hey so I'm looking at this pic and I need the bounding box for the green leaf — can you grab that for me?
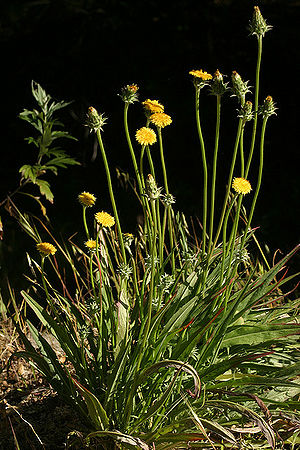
[72,378,109,430]
[86,430,149,449]
[206,399,276,449]
[221,323,300,348]
[31,80,51,112]
[35,179,54,202]
[51,130,77,141]
[45,156,80,168]
[19,164,39,183]
[137,360,201,399]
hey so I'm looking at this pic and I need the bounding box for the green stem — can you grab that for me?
[208,95,221,254]
[195,88,208,255]
[241,117,268,250]
[82,207,90,239]
[124,103,144,195]
[219,194,237,289]
[146,146,156,178]
[89,253,97,299]
[124,199,158,427]
[245,35,263,179]
[157,127,175,271]
[96,130,126,263]
[158,128,169,194]
[209,118,243,257]
[240,126,245,178]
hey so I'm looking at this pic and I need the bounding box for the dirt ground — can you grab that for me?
[0,320,85,449]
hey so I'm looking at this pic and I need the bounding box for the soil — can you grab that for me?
[0,320,85,449]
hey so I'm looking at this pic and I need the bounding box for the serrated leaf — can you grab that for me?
[51,130,77,141]
[19,164,39,183]
[35,179,54,202]
[45,156,80,168]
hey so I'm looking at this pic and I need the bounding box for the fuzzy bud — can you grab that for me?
[249,6,272,38]
[146,174,162,201]
[237,101,254,122]
[259,96,277,119]
[119,84,139,104]
[210,70,229,96]
[231,71,251,105]
[85,106,107,133]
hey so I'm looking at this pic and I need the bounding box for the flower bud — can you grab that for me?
[85,106,107,133]
[162,193,176,206]
[117,263,133,280]
[231,71,251,105]
[210,70,229,96]
[259,96,277,119]
[119,84,139,104]
[249,6,272,38]
[146,174,162,201]
[237,101,253,123]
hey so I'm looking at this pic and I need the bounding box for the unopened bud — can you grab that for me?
[210,70,229,96]
[119,84,139,104]
[231,71,251,105]
[146,174,162,201]
[249,6,272,38]
[259,96,277,119]
[237,101,253,122]
[85,106,107,133]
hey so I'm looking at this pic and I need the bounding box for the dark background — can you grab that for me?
[0,0,299,289]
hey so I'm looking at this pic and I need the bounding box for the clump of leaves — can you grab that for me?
[18,81,79,205]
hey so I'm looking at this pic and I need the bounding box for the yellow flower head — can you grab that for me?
[189,70,213,81]
[150,113,172,128]
[36,242,57,257]
[95,211,115,228]
[135,127,157,146]
[232,177,252,195]
[142,99,164,113]
[78,192,96,207]
[85,239,97,250]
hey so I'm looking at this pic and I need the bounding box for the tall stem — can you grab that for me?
[242,117,268,249]
[195,88,208,255]
[245,36,263,178]
[96,130,126,263]
[124,103,143,195]
[157,128,175,271]
[209,119,243,257]
[82,207,90,239]
[208,95,221,253]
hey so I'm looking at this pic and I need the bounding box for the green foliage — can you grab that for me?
[8,6,300,450]
[18,81,79,205]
